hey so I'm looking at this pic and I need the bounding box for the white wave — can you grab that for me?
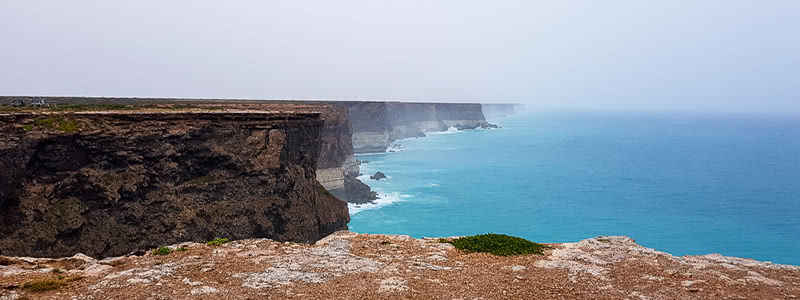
[348,192,410,215]
[386,143,404,153]
[426,183,440,187]
[428,127,460,135]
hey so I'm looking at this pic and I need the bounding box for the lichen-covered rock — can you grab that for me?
[0,111,349,258]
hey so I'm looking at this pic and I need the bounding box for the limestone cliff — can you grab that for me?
[0,97,377,204]
[336,102,496,153]
[481,103,525,119]
[0,111,349,258]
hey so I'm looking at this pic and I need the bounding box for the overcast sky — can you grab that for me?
[1,1,798,112]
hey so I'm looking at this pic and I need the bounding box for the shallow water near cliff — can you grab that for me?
[349,111,800,265]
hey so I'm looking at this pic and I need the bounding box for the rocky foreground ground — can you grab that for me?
[1,231,798,300]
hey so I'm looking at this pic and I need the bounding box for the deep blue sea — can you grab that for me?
[349,111,800,265]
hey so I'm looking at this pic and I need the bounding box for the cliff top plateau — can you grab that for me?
[0,231,797,300]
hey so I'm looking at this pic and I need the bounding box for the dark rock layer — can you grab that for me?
[0,112,349,258]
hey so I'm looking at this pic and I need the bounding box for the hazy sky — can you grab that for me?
[1,1,798,112]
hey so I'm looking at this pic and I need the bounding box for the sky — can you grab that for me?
[1,1,798,113]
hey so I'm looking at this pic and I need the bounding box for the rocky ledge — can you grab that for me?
[0,232,797,300]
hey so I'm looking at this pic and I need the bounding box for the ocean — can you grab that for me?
[348,111,800,265]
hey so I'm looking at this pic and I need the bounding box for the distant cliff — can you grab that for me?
[0,111,349,258]
[482,103,525,119]
[336,102,496,153]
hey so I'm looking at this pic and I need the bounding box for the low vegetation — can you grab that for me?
[152,246,172,256]
[442,233,548,256]
[207,237,230,246]
[22,276,82,292]
[26,117,81,133]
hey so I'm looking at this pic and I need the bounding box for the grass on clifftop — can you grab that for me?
[442,233,548,256]
[207,237,230,246]
[28,117,80,133]
[22,276,82,292]
[152,246,172,256]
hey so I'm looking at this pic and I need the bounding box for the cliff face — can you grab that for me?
[337,102,495,153]
[0,97,376,204]
[0,111,349,258]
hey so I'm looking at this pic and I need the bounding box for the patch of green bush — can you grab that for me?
[152,246,172,256]
[207,237,230,247]
[33,118,57,127]
[56,119,79,132]
[441,233,548,256]
[30,117,80,133]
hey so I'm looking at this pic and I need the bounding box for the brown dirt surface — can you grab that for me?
[1,231,798,299]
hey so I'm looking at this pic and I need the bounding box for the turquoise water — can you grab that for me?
[349,111,800,265]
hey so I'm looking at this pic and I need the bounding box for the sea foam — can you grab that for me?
[348,192,410,215]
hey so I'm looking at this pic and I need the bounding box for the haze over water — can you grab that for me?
[350,111,800,265]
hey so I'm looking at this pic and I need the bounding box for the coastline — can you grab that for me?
[348,125,481,215]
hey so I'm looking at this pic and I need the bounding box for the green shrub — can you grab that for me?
[33,118,57,127]
[442,233,548,256]
[152,246,172,256]
[56,119,79,132]
[22,124,33,131]
[176,246,188,252]
[31,117,80,133]
[207,237,230,247]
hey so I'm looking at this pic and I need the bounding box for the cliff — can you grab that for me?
[0,97,377,204]
[1,232,797,299]
[336,102,496,153]
[482,103,525,119]
[0,111,349,258]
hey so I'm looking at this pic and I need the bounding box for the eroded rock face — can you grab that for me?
[0,112,349,258]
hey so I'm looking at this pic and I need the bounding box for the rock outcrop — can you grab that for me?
[370,172,387,180]
[0,111,349,258]
[336,102,496,153]
[1,232,797,300]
